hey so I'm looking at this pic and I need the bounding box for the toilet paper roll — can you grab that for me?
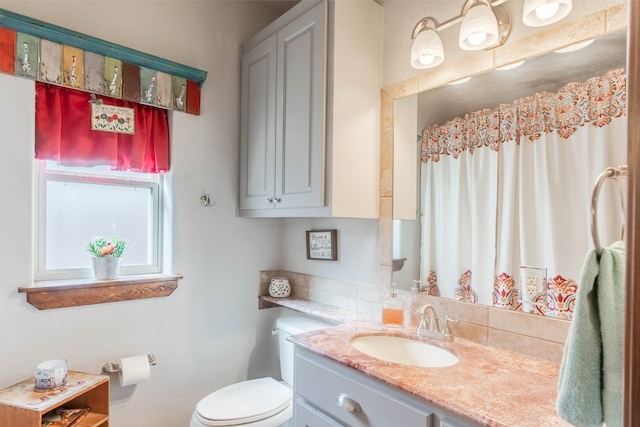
[119,354,150,387]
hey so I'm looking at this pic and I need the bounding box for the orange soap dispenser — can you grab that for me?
[381,283,404,326]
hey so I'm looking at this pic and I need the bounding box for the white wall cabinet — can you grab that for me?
[240,2,325,212]
[239,0,382,218]
[293,347,480,427]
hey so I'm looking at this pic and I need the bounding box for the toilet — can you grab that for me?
[190,311,331,427]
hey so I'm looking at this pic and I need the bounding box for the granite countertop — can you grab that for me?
[280,303,571,427]
[261,295,373,324]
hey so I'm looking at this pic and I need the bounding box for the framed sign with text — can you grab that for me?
[306,229,338,261]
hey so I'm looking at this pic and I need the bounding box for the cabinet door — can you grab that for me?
[239,34,277,210]
[275,2,326,209]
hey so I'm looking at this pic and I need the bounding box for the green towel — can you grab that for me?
[557,241,625,427]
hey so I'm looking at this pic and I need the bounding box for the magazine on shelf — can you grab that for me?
[42,407,90,427]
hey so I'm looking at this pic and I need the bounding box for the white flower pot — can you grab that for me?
[269,277,291,298]
[92,257,121,280]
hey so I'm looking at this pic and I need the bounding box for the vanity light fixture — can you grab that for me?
[411,18,445,69]
[410,0,572,70]
[459,0,510,51]
[409,0,511,69]
[523,0,572,27]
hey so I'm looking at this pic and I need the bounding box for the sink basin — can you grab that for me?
[350,335,458,368]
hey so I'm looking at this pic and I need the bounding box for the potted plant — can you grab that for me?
[87,237,128,280]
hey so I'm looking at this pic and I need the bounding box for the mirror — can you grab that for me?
[392,30,627,317]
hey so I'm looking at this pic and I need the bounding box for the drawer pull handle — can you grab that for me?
[336,393,361,413]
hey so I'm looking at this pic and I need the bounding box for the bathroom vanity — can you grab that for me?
[295,346,475,427]
[289,321,571,427]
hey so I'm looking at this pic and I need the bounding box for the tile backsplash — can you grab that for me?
[260,270,570,363]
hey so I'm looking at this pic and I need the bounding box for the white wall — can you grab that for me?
[0,2,290,426]
[280,218,379,286]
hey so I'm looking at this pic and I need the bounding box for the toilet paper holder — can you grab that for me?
[101,354,157,375]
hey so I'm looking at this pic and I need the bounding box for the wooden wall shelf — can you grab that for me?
[18,274,182,310]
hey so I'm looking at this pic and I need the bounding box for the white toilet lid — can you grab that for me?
[196,377,291,426]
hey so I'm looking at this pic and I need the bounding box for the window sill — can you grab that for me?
[18,274,182,310]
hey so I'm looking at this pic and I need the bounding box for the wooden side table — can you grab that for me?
[0,371,109,426]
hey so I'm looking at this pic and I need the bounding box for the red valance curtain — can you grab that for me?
[35,82,170,173]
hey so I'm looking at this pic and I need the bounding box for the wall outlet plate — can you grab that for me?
[519,266,547,312]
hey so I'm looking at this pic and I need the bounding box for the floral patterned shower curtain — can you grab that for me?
[419,68,627,318]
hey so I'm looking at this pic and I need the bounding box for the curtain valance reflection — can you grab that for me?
[35,82,170,173]
[421,68,626,163]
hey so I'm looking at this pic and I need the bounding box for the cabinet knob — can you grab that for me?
[274,197,282,203]
[267,198,274,204]
[336,393,361,413]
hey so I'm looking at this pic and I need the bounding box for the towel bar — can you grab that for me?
[591,165,627,255]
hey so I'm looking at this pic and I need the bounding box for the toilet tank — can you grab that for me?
[276,311,332,385]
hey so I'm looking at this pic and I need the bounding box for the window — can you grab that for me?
[35,160,163,281]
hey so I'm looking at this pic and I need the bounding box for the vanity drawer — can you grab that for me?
[295,351,434,427]
[295,398,346,427]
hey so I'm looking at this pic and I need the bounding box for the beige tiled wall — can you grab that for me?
[411,294,570,363]
[261,270,385,318]
[261,270,570,363]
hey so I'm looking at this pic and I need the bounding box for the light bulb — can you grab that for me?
[419,53,436,66]
[459,2,499,51]
[411,26,444,69]
[535,2,560,20]
[467,32,488,46]
[523,0,572,27]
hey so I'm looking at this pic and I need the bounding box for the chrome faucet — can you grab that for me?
[414,304,458,342]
